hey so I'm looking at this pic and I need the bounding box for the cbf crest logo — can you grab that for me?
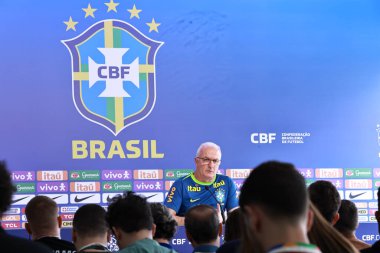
[62,2,163,135]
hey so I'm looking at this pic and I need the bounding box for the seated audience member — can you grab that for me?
[25,195,76,253]
[308,202,359,253]
[224,207,242,242]
[239,161,321,253]
[0,161,51,253]
[185,204,222,253]
[216,208,242,253]
[106,191,175,253]
[72,204,111,252]
[334,200,370,250]
[361,188,380,253]
[150,203,177,250]
[308,180,341,225]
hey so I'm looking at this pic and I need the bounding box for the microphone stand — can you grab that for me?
[205,186,226,224]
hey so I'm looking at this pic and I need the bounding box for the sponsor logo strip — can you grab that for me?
[11,195,34,205]
[61,206,79,213]
[133,180,163,191]
[165,181,174,191]
[345,168,372,178]
[315,168,343,178]
[70,170,100,180]
[102,181,132,192]
[164,169,193,179]
[226,169,251,179]
[15,183,36,193]
[1,222,21,229]
[325,179,343,189]
[4,208,20,215]
[373,168,380,178]
[232,179,244,190]
[133,169,163,179]
[70,182,100,192]
[345,190,373,200]
[102,170,132,180]
[345,179,372,189]
[11,171,35,181]
[37,182,68,193]
[297,168,314,178]
[138,192,164,202]
[70,194,100,204]
[61,214,75,221]
[38,194,69,204]
[62,221,73,228]
[354,202,368,208]
[37,171,68,181]
[1,215,21,222]
[102,193,123,204]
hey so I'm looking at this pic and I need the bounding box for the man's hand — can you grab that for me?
[217,204,223,224]
[168,207,185,226]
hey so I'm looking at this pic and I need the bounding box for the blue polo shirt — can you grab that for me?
[164,173,238,216]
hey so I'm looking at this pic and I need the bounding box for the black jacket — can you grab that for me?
[361,240,380,253]
[0,227,51,253]
[36,236,76,253]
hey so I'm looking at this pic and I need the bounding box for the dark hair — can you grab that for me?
[224,208,242,242]
[106,191,153,233]
[185,204,219,244]
[239,161,307,222]
[308,180,341,223]
[0,161,15,215]
[308,202,359,253]
[334,200,358,236]
[73,204,108,237]
[150,203,177,240]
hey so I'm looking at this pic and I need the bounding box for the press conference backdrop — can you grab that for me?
[1,0,380,249]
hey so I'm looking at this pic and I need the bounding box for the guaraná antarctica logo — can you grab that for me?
[62,1,163,135]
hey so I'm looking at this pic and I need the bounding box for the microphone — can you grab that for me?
[205,186,226,224]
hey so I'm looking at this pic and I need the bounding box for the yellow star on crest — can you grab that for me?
[105,0,119,13]
[127,4,142,19]
[82,4,97,18]
[64,16,78,31]
[146,18,160,33]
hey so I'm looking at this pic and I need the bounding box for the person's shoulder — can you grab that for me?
[0,234,51,253]
[216,240,241,253]
[350,238,370,251]
[361,240,380,253]
[119,239,176,253]
[36,237,76,252]
[173,173,193,184]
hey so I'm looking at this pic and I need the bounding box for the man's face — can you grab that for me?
[194,146,221,182]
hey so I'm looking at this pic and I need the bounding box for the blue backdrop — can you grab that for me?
[1,0,380,251]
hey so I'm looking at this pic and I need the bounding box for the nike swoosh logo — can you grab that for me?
[349,192,366,199]
[146,194,158,200]
[190,198,200,203]
[12,196,30,204]
[74,195,94,203]
[106,194,157,203]
[52,195,63,200]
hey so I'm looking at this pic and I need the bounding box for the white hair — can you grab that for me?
[196,142,222,158]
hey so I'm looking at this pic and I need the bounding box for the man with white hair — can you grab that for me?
[164,142,238,225]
